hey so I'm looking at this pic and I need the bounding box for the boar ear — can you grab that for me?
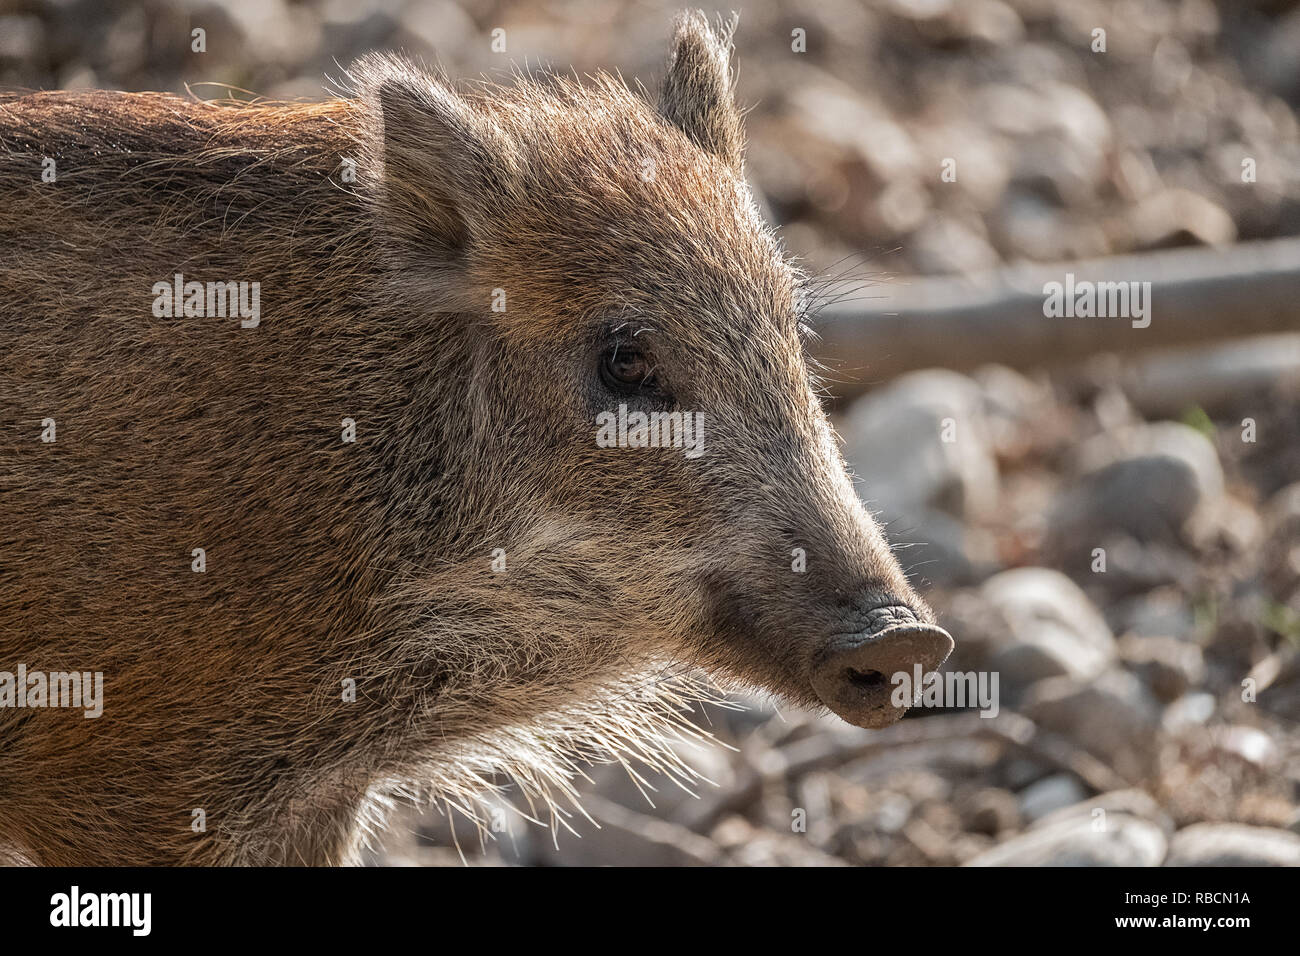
[658,11,743,172]
[358,57,517,259]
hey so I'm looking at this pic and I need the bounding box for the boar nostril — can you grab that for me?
[845,667,885,688]
[811,619,954,731]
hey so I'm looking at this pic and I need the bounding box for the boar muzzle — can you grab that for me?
[811,604,954,729]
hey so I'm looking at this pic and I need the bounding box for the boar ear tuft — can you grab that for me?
[358,57,516,259]
[658,11,743,172]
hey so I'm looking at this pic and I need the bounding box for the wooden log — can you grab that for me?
[813,237,1300,399]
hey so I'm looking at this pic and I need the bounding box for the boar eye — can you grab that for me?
[600,346,659,394]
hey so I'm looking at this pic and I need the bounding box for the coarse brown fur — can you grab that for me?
[0,12,933,865]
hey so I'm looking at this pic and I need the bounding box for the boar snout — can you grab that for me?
[811,603,954,729]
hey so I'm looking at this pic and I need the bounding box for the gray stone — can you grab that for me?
[1050,422,1224,547]
[1257,9,1300,99]
[1018,773,1088,823]
[1032,788,1174,836]
[839,370,1002,583]
[1126,188,1237,249]
[979,567,1116,685]
[0,15,44,61]
[1111,587,1197,640]
[1165,824,1300,867]
[398,0,478,53]
[1161,692,1216,732]
[907,215,1001,275]
[880,507,997,587]
[841,369,998,519]
[1022,670,1162,781]
[965,812,1167,866]
[1079,534,1201,595]
[972,363,1053,457]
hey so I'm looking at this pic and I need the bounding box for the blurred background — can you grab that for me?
[4,0,1298,865]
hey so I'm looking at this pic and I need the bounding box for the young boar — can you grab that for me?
[0,13,952,865]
